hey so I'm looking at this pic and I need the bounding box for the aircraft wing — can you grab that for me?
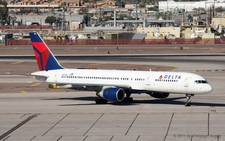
[50,83,132,90]
[65,83,131,89]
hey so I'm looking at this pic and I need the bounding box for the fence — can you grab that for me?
[6,38,225,46]
[0,25,52,30]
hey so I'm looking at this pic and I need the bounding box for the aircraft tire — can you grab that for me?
[185,102,191,107]
[122,97,133,103]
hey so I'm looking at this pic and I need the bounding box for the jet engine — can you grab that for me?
[97,87,125,102]
[148,92,170,98]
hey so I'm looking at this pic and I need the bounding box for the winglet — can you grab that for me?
[29,32,64,71]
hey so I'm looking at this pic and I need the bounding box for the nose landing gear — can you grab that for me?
[185,94,194,107]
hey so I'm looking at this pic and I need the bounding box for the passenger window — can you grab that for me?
[195,80,208,84]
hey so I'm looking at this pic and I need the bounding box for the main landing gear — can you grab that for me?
[185,94,194,107]
[95,99,107,104]
[122,92,133,103]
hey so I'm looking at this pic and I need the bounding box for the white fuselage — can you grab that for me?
[32,69,213,95]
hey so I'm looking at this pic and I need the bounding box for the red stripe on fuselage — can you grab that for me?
[32,42,50,71]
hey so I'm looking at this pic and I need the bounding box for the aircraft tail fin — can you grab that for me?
[29,32,64,71]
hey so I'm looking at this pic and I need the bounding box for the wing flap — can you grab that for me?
[72,83,131,89]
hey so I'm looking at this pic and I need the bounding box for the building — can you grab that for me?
[159,0,225,12]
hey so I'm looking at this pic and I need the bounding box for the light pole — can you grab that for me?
[135,0,138,28]
[183,5,186,22]
[61,12,63,31]
[167,0,168,19]
[213,0,215,18]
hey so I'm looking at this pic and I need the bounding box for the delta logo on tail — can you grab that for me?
[30,32,63,71]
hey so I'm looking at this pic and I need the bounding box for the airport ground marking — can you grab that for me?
[11,61,23,65]
[211,110,216,113]
[20,90,27,94]
[164,113,174,141]
[31,82,41,87]
[89,63,101,66]
[2,111,225,115]
[0,114,38,140]
[42,113,70,136]
[25,72,30,75]
[124,64,136,67]
[125,113,139,136]
[83,113,104,136]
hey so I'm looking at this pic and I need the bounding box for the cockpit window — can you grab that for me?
[195,80,208,84]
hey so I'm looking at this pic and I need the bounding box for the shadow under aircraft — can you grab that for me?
[41,96,225,107]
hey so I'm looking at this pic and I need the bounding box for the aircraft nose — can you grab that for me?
[205,84,213,93]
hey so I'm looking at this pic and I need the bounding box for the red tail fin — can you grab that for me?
[29,32,64,71]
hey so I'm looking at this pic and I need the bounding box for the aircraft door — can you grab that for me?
[54,74,58,82]
[184,77,188,87]
[146,77,150,86]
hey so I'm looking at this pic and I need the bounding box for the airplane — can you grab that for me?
[29,32,213,106]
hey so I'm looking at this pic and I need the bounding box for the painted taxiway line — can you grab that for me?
[31,82,41,87]
[11,61,23,64]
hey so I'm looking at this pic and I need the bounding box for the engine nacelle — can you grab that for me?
[148,92,170,98]
[97,87,125,102]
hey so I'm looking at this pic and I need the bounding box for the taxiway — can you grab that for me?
[0,55,224,140]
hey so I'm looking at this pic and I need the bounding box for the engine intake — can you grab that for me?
[98,87,125,102]
[148,92,170,98]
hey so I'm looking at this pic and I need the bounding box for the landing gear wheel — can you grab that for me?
[122,97,133,102]
[185,101,191,107]
[122,92,133,103]
[185,94,192,107]
[128,97,133,102]
[95,99,108,104]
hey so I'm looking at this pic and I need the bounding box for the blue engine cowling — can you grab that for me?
[98,87,125,102]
